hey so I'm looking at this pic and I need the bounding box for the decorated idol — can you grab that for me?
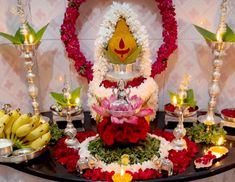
[88,2,158,145]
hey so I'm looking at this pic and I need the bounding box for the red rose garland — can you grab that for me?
[61,0,177,82]
[53,130,198,180]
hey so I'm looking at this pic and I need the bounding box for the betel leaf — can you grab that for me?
[193,24,216,41]
[70,87,81,104]
[50,92,67,106]
[34,23,49,44]
[103,49,122,64]
[0,32,21,44]
[125,46,142,64]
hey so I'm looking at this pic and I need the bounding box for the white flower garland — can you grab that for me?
[79,134,173,174]
[88,2,158,118]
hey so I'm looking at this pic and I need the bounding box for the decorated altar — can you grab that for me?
[1,0,235,182]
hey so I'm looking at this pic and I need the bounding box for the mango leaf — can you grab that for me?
[125,46,142,64]
[50,92,67,106]
[35,23,49,43]
[70,87,81,104]
[14,28,25,44]
[193,24,216,41]
[104,49,122,64]
[0,32,21,44]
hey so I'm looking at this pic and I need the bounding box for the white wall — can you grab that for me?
[0,0,235,114]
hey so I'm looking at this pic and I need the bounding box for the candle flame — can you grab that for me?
[217,136,224,146]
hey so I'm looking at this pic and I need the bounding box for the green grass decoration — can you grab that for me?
[88,135,161,165]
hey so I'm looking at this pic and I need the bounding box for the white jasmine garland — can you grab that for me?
[79,134,173,174]
[88,2,158,118]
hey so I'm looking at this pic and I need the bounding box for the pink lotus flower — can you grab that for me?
[92,95,153,125]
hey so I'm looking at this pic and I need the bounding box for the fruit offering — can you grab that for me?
[0,107,51,150]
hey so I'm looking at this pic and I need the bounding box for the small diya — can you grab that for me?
[208,146,229,159]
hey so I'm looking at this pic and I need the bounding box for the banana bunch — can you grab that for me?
[0,108,51,150]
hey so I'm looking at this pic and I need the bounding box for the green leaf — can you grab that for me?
[184,89,196,108]
[223,24,235,42]
[224,33,235,42]
[168,91,179,105]
[35,23,49,43]
[104,49,122,64]
[26,23,36,38]
[14,28,25,44]
[125,46,142,64]
[50,92,67,106]
[0,32,21,44]
[193,24,216,41]
[70,87,81,104]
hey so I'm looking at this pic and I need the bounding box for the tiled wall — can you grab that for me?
[0,0,235,114]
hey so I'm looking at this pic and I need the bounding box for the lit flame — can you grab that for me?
[172,96,177,106]
[29,34,34,44]
[217,136,224,146]
[120,168,125,176]
[216,29,223,42]
[75,98,80,105]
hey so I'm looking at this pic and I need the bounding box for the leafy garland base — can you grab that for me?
[80,134,172,173]
[53,131,198,181]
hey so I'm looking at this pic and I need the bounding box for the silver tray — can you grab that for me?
[164,104,199,118]
[0,146,47,164]
[50,105,83,117]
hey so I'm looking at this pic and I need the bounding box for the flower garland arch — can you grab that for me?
[60,0,177,82]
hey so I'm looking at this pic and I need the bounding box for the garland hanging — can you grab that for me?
[61,0,177,82]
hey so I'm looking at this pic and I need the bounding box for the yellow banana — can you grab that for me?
[4,109,21,139]
[29,132,51,150]
[0,113,12,137]
[15,123,35,138]
[11,113,31,136]
[0,109,6,118]
[23,122,49,142]
[31,114,40,128]
[0,131,5,138]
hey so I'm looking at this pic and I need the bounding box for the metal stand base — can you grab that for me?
[65,138,80,149]
[198,114,221,124]
[171,138,187,151]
